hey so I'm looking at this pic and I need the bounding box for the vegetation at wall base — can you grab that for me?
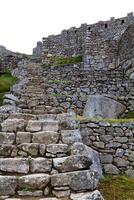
[42,55,82,67]
[99,175,134,200]
[0,71,16,106]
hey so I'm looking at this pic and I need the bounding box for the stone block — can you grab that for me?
[30,158,52,173]
[61,130,82,145]
[46,144,68,154]
[0,132,15,144]
[51,170,99,191]
[16,132,32,144]
[18,143,39,156]
[0,158,29,174]
[0,176,17,195]
[26,120,42,132]
[42,120,59,132]
[32,131,59,145]
[104,164,119,174]
[71,190,104,200]
[18,174,50,190]
[1,119,25,132]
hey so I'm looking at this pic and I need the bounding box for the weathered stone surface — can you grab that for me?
[0,132,15,144]
[0,144,14,156]
[128,152,134,162]
[42,120,59,132]
[16,132,32,144]
[26,120,42,132]
[32,131,60,145]
[61,130,82,144]
[70,190,104,200]
[53,155,92,172]
[18,174,50,190]
[0,158,29,174]
[125,169,134,178]
[93,142,105,149]
[18,143,39,156]
[114,157,129,167]
[71,142,102,177]
[0,176,17,195]
[100,154,113,164]
[83,95,126,118]
[46,144,68,154]
[52,189,70,197]
[4,94,18,102]
[104,164,119,174]
[1,119,25,132]
[51,170,99,191]
[30,158,52,173]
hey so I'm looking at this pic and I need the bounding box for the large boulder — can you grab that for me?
[83,95,126,118]
[71,142,102,177]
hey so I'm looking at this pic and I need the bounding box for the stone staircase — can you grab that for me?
[0,62,103,200]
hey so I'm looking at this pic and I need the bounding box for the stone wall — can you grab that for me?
[42,63,134,114]
[36,13,134,70]
[80,120,134,176]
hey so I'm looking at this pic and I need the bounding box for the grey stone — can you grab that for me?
[1,119,25,132]
[70,190,104,200]
[52,189,70,198]
[93,142,105,149]
[51,170,99,191]
[71,142,102,177]
[114,157,129,167]
[32,131,59,145]
[0,132,15,144]
[18,143,39,156]
[104,164,119,174]
[46,144,68,154]
[42,120,59,132]
[0,158,29,174]
[4,94,18,102]
[100,154,113,164]
[16,132,32,144]
[115,149,125,157]
[30,158,52,173]
[18,174,50,190]
[128,152,134,162]
[0,176,17,195]
[83,95,126,119]
[125,169,134,178]
[26,120,42,132]
[61,130,82,145]
[53,155,92,172]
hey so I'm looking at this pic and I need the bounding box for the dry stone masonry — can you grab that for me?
[0,12,134,199]
[0,63,104,199]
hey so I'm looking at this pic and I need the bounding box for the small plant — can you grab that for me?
[22,184,29,192]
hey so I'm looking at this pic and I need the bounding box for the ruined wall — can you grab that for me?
[84,12,134,69]
[39,13,134,71]
[80,120,134,176]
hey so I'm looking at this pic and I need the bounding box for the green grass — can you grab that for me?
[42,55,82,67]
[99,175,134,200]
[75,115,134,124]
[0,72,16,106]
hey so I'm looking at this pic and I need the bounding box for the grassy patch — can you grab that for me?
[123,111,134,119]
[76,115,134,123]
[42,55,82,67]
[0,71,16,106]
[99,175,134,200]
